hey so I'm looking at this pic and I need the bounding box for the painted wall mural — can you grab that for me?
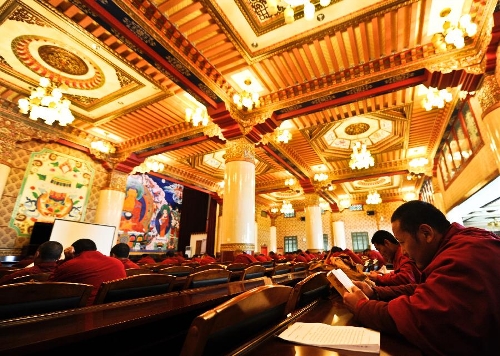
[9,149,94,237]
[119,173,183,252]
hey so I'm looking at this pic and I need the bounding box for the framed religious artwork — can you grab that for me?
[9,149,95,237]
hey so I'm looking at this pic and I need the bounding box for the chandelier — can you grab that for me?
[18,77,74,126]
[276,129,292,143]
[270,206,279,214]
[319,200,330,211]
[408,157,428,175]
[403,191,417,202]
[339,196,351,209]
[349,141,374,170]
[422,87,452,111]
[266,0,332,24]
[185,107,209,126]
[132,156,165,174]
[366,191,382,205]
[285,178,296,187]
[314,172,328,182]
[431,9,478,53]
[90,140,116,154]
[280,200,294,214]
[233,78,260,111]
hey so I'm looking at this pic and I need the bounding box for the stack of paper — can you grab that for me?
[278,322,380,353]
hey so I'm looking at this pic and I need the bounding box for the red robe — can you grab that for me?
[375,246,421,286]
[353,223,500,356]
[116,258,141,269]
[233,253,257,264]
[137,255,156,264]
[50,251,126,305]
[0,261,58,285]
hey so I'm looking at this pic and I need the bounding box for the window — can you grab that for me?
[284,236,298,253]
[351,232,369,253]
[323,234,328,252]
[438,99,483,187]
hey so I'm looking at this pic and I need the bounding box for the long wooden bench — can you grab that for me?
[0,277,272,355]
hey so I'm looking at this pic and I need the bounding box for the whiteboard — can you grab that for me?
[49,219,116,256]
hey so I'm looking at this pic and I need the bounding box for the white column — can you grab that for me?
[269,225,277,253]
[94,189,125,227]
[221,139,256,255]
[304,194,323,251]
[0,163,11,200]
[332,220,346,249]
[94,170,127,242]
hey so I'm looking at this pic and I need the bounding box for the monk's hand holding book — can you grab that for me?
[343,285,369,313]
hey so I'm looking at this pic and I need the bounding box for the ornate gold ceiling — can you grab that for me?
[0,0,498,211]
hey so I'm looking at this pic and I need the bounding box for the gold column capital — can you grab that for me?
[477,74,500,116]
[304,193,320,207]
[107,170,128,192]
[225,138,255,164]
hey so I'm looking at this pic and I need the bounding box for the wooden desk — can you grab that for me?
[232,296,423,356]
[0,277,271,355]
[271,270,308,286]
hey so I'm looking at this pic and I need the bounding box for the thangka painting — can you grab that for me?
[9,149,94,237]
[118,173,183,252]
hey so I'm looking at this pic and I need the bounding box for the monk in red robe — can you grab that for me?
[0,241,62,285]
[50,239,126,305]
[343,201,500,356]
[368,229,421,286]
[110,242,140,269]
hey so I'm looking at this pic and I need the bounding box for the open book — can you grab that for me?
[327,268,355,295]
[278,322,380,353]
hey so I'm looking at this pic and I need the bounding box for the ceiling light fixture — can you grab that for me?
[366,191,382,205]
[132,156,165,174]
[280,200,294,214]
[314,172,328,182]
[90,140,116,154]
[339,196,351,209]
[422,87,453,111]
[408,157,429,175]
[270,206,279,214]
[431,8,478,53]
[233,78,260,111]
[18,77,74,126]
[185,107,209,126]
[403,191,417,202]
[276,129,292,143]
[285,178,296,187]
[349,141,374,170]
[266,0,331,24]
